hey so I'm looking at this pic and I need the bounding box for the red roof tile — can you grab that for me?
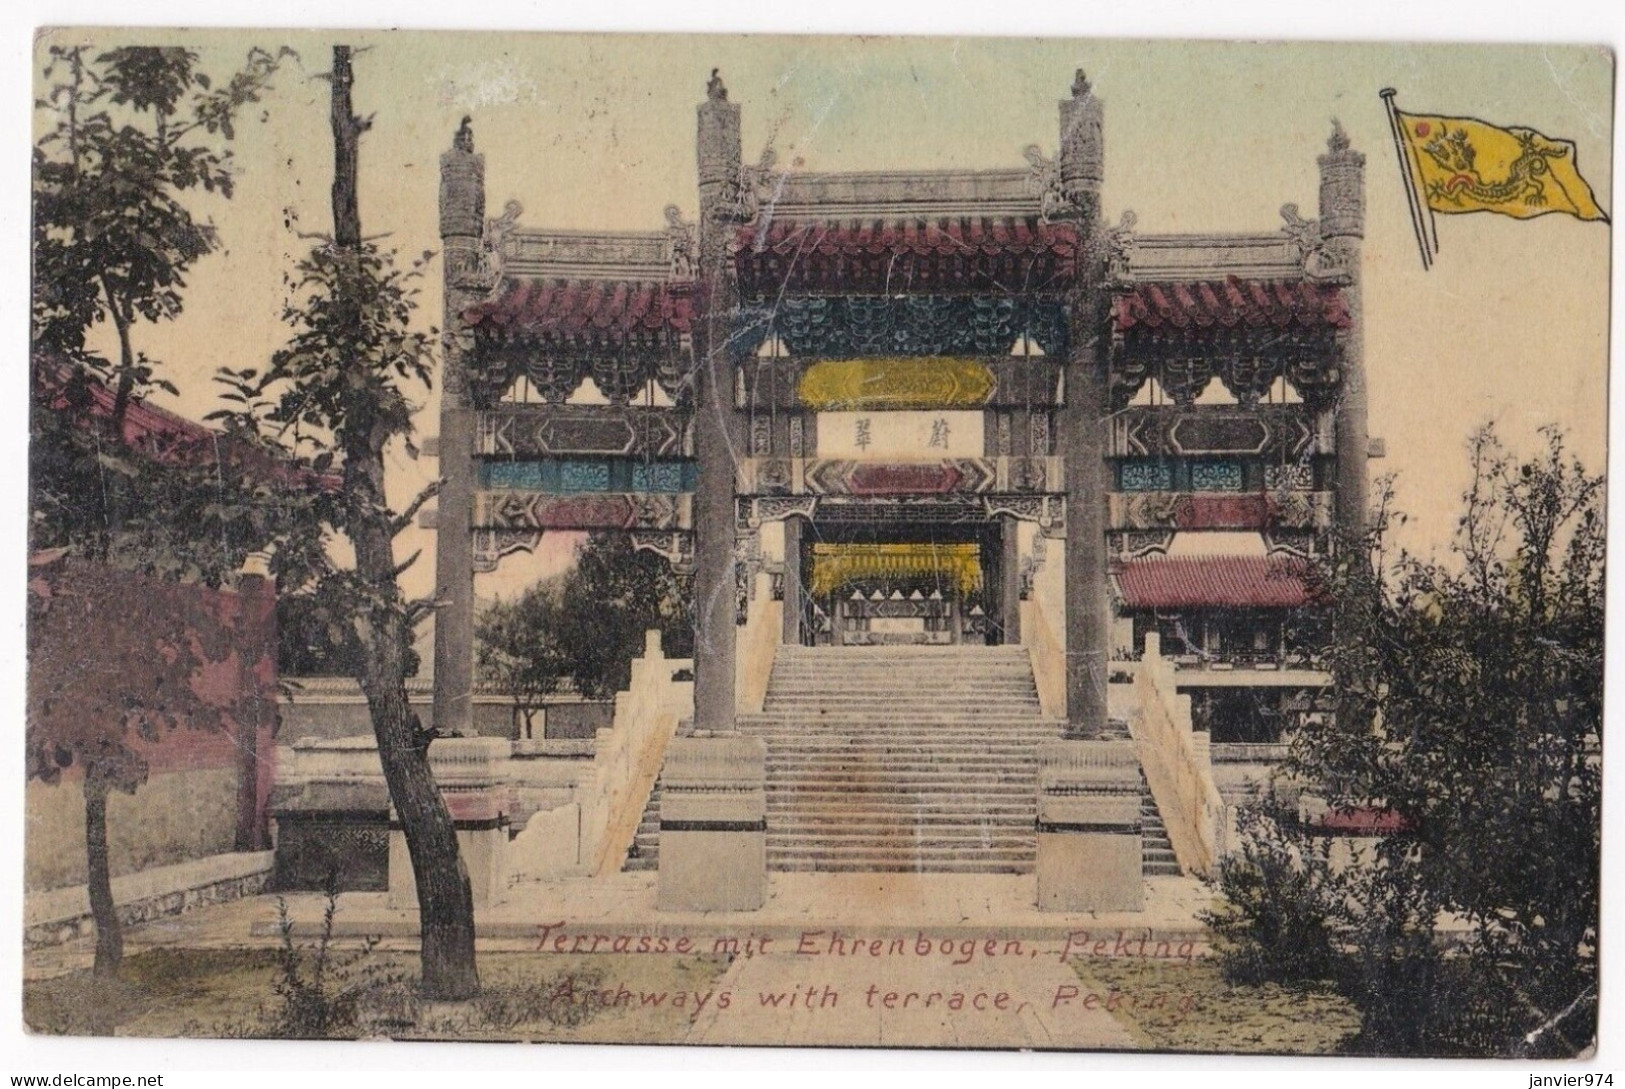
[1115,276,1350,333]
[734,217,1079,261]
[1315,807,1413,834]
[38,361,341,492]
[1114,555,1316,609]
[464,278,695,341]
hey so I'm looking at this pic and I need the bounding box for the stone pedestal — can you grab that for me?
[1036,741,1144,912]
[388,737,511,911]
[657,736,767,912]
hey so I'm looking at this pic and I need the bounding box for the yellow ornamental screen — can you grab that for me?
[809,543,983,598]
[798,358,997,411]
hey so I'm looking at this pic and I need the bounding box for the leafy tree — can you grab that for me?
[26,555,277,977]
[1210,425,1602,1056]
[28,43,311,980]
[30,42,296,569]
[214,46,478,1000]
[476,534,694,723]
[475,576,570,735]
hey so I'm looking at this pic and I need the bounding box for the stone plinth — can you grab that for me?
[1036,741,1144,912]
[657,736,767,912]
[388,737,511,911]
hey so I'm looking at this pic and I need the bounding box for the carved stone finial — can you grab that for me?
[1071,69,1091,98]
[1105,209,1138,282]
[1279,202,1329,270]
[454,115,474,153]
[1327,118,1350,153]
[665,204,697,278]
[707,68,728,101]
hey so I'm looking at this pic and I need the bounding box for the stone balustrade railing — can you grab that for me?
[1128,631,1227,876]
[581,631,695,876]
[1023,596,1068,719]
[276,632,694,893]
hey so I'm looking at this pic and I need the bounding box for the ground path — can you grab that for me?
[682,934,1139,1048]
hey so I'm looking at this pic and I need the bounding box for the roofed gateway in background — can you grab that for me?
[415,71,1367,903]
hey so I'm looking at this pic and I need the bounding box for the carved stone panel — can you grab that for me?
[473,491,690,531]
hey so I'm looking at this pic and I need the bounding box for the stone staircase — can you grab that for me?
[624,645,1181,876]
[1138,776,1181,876]
[1098,715,1181,877]
[623,781,662,872]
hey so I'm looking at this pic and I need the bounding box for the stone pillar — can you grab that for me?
[1320,122,1367,540]
[232,552,277,853]
[1058,72,1110,738]
[693,72,744,733]
[782,516,804,645]
[1000,515,1022,645]
[1036,740,1144,912]
[389,737,510,911]
[657,736,767,911]
[432,119,484,741]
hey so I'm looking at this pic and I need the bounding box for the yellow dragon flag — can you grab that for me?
[1395,109,1609,222]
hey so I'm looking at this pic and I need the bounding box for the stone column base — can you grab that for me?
[1036,740,1145,913]
[657,736,767,912]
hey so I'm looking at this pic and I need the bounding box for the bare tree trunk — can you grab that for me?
[84,773,123,977]
[100,276,137,439]
[329,47,367,248]
[357,604,480,1000]
[329,43,478,1001]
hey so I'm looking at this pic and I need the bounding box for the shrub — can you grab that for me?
[1202,801,1339,986]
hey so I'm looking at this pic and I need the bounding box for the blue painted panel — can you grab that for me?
[1119,459,1175,492]
[1190,459,1245,492]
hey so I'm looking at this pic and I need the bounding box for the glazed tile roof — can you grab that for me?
[1313,807,1413,834]
[38,361,341,492]
[464,278,696,340]
[1114,554,1317,609]
[1114,276,1350,333]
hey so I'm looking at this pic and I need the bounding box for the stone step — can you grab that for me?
[775,649,1031,657]
[766,800,1034,813]
[760,754,1049,764]
[765,779,1038,793]
[744,706,1054,715]
[741,720,1057,732]
[762,695,1041,705]
[767,835,1035,850]
[742,723,1056,733]
[757,739,1054,749]
[765,801,1037,816]
[767,673,1038,682]
[764,762,1043,774]
[771,861,1036,874]
[768,847,1032,865]
[763,706,1041,715]
[764,816,1034,830]
[772,671,1034,680]
[766,764,1042,775]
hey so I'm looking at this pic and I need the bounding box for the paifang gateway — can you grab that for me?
[392,69,1369,904]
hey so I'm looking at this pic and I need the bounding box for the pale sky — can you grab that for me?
[29,31,1614,603]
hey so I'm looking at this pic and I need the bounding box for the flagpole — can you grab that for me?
[1380,88,1432,270]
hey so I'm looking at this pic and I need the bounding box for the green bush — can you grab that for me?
[1202,802,1339,986]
